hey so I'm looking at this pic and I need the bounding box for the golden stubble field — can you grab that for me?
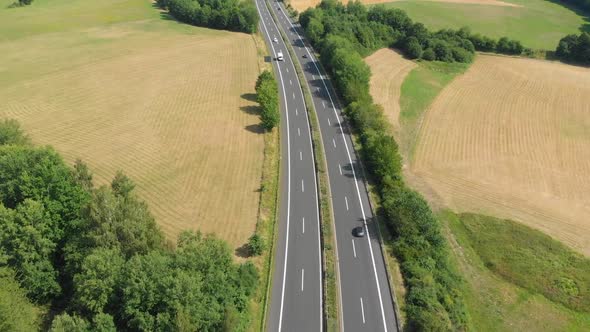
[412,55,590,256]
[288,0,515,13]
[0,3,264,250]
[367,51,590,256]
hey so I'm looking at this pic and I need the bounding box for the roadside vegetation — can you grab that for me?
[156,0,259,33]
[441,211,590,331]
[0,120,259,330]
[255,70,280,130]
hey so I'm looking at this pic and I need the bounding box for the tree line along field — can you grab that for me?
[0,0,264,251]
[288,0,588,50]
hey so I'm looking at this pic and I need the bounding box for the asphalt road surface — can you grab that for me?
[259,0,400,331]
[255,1,323,331]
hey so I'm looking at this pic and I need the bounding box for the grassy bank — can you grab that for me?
[399,61,468,159]
[441,211,590,331]
[250,126,280,332]
[381,0,589,50]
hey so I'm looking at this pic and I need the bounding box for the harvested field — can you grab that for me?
[0,0,263,250]
[289,0,518,13]
[365,49,416,131]
[411,55,590,256]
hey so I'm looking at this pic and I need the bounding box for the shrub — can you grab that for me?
[422,48,436,60]
[247,233,265,256]
[404,37,423,59]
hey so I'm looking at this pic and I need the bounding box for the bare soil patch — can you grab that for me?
[365,49,416,131]
[411,55,590,256]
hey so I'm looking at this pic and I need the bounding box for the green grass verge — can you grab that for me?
[380,0,589,50]
[398,60,468,159]
[265,1,339,330]
[440,210,590,331]
[250,125,280,332]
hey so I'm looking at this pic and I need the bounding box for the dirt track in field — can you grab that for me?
[411,55,590,256]
[365,49,416,131]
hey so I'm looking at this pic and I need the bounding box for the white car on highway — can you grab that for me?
[273,37,278,43]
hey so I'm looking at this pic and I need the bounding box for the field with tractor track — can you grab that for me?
[0,0,264,249]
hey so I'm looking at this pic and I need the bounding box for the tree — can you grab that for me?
[0,119,30,146]
[306,18,325,45]
[50,313,90,332]
[92,313,116,332]
[72,159,93,193]
[73,248,124,314]
[247,233,265,256]
[422,48,436,61]
[111,170,135,198]
[404,36,423,59]
[0,201,61,303]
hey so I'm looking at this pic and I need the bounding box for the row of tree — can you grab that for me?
[555,32,590,64]
[300,0,525,64]
[557,0,590,13]
[298,4,470,328]
[0,119,258,331]
[157,0,259,34]
[256,70,280,130]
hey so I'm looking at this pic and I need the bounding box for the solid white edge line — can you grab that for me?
[352,239,357,258]
[277,5,389,331]
[254,2,292,331]
[301,269,305,292]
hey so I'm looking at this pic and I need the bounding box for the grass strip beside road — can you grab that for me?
[265,1,339,330]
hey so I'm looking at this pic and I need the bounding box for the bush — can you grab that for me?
[404,37,423,59]
[421,48,436,61]
[255,70,280,130]
[555,32,590,64]
[247,233,265,256]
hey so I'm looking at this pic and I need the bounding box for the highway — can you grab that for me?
[254,0,323,331]
[258,0,399,331]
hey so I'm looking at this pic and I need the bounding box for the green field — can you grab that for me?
[381,0,589,50]
[441,211,590,331]
[398,60,468,159]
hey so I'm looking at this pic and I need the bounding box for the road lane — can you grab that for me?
[270,2,400,331]
[255,1,324,331]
